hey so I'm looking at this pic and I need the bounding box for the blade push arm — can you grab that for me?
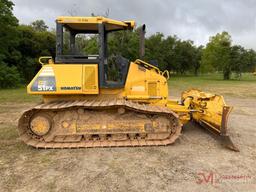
[181,89,239,151]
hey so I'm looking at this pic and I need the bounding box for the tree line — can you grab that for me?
[0,0,55,88]
[1,0,256,88]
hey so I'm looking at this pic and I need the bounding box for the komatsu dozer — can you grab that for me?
[18,16,238,151]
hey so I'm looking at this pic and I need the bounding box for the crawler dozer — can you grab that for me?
[18,16,238,151]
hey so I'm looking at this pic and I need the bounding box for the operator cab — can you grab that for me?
[55,16,135,88]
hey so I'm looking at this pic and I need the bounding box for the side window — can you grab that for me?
[105,55,129,85]
[62,27,99,57]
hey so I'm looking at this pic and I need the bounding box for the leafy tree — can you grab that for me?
[84,35,98,55]
[172,40,197,74]
[0,0,21,88]
[243,49,256,72]
[144,34,200,74]
[31,20,48,32]
[145,33,166,69]
[201,31,232,79]
[0,0,18,65]
[107,29,139,61]
[162,35,177,71]
[0,63,21,88]
[15,24,55,82]
[230,45,246,78]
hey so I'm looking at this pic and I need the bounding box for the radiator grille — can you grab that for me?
[84,66,97,92]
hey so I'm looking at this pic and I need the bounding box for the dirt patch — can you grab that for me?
[0,96,255,192]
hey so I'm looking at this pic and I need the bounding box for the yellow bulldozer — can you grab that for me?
[18,16,238,151]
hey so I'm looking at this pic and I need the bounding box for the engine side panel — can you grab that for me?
[123,62,169,104]
[27,64,99,94]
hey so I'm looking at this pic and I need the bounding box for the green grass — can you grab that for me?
[168,73,256,98]
[0,87,41,103]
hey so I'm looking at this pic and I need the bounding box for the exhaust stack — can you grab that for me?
[139,24,146,59]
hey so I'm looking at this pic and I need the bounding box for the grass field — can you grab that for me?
[0,88,41,103]
[168,73,256,98]
[0,74,255,192]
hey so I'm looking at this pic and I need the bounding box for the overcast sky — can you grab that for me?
[12,0,256,49]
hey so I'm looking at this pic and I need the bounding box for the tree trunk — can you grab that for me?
[194,67,199,76]
[223,70,231,80]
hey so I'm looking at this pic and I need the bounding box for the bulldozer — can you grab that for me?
[18,16,238,151]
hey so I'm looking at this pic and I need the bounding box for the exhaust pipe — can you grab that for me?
[139,24,146,59]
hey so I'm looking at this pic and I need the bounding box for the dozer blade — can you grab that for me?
[220,106,239,151]
[199,106,239,152]
[182,89,239,152]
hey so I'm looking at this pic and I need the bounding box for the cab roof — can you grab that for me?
[56,16,135,32]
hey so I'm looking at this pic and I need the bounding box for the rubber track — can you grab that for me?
[18,99,181,149]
